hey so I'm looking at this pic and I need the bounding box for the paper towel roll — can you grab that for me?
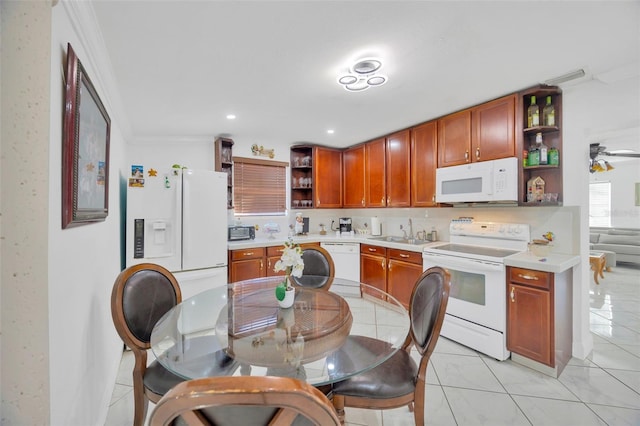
[371,217,382,236]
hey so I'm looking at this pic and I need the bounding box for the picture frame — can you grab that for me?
[62,43,111,229]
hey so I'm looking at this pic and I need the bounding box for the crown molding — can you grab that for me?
[60,0,133,142]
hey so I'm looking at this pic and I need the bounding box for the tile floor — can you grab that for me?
[106,263,640,425]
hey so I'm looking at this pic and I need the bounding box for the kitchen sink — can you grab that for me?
[368,236,429,246]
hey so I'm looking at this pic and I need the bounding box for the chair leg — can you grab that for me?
[332,394,346,425]
[131,382,148,426]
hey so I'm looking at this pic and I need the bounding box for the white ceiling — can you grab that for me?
[89,1,639,151]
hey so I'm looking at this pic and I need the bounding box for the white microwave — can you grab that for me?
[435,157,519,204]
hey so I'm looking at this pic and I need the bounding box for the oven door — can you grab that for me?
[422,252,505,332]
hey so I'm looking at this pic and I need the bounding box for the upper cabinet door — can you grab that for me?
[472,94,516,162]
[411,121,438,207]
[365,138,386,207]
[313,146,342,208]
[386,129,411,207]
[437,109,472,167]
[343,144,366,208]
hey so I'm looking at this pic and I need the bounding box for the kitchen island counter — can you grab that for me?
[505,251,580,273]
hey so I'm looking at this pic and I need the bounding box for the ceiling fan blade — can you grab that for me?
[602,151,640,158]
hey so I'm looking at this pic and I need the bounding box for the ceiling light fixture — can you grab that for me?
[338,57,387,92]
[226,114,236,120]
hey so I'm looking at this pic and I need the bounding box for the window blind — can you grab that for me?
[233,157,287,216]
[589,181,611,227]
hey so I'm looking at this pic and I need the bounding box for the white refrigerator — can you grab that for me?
[125,167,228,299]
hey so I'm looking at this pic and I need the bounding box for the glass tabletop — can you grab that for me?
[150,276,410,386]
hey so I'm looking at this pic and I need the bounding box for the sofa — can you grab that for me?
[590,227,640,266]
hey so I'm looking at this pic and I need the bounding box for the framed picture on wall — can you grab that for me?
[62,43,111,229]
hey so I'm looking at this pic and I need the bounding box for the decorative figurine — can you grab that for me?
[294,212,304,235]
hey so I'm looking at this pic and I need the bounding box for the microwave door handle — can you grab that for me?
[486,169,494,196]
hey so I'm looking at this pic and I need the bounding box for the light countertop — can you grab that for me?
[504,251,581,273]
[227,233,443,253]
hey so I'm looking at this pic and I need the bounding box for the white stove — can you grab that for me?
[423,220,529,360]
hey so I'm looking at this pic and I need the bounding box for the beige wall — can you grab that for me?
[1,1,52,423]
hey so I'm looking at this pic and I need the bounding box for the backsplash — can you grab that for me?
[229,205,580,255]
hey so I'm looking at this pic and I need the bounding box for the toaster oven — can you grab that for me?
[228,225,255,241]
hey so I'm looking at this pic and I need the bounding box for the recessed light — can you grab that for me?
[327,129,335,134]
[226,114,236,120]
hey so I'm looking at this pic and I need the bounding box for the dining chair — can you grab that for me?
[110,263,186,426]
[290,245,335,290]
[331,266,451,425]
[148,376,341,426]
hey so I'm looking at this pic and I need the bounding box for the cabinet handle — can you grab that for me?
[244,252,254,256]
[399,253,410,258]
[387,196,390,204]
[316,198,320,206]
[368,248,377,252]
[381,197,385,205]
[432,195,436,204]
[517,273,538,281]
[510,286,515,302]
[362,199,365,206]
[381,259,386,269]
[260,260,264,271]
[267,259,272,269]
[476,147,480,160]
[464,150,469,161]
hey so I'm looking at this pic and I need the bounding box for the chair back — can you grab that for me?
[409,266,451,361]
[149,376,341,426]
[111,263,182,349]
[290,246,335,290]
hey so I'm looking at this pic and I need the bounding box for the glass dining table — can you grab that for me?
[150,276,410,386]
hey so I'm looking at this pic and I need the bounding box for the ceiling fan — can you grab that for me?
[589,142,640,173]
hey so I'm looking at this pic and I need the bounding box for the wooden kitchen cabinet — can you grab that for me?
[472,94,516,162]
[291,145,313,209]
[385,130,411,207]
[229,247,265,282]
[266,246,287,277]
[507,266,572,377]
[343,144,366,208]
[313,146,343,208]
[360,244,387,299]
[360,244,422,308]
[214,137,234,209]
[365,138,386,207]
[230,242,321,282]
[437,94,516,167]
[411,121,438,207]
[518,86,563,205]
[437,109,472,167]
[387,249,423,308]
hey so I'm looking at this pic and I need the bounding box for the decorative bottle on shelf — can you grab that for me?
[536,132,548,165]
[528,137,540,167]
[542,96,555,126]
[527,95,540,128]
[548,146,559,166]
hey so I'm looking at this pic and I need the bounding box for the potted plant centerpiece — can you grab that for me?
[273,238,304,308]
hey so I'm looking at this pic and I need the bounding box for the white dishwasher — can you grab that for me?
[320,242,361,285]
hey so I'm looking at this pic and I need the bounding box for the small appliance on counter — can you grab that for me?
[339,217,352,234]
[228,225,255,241]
